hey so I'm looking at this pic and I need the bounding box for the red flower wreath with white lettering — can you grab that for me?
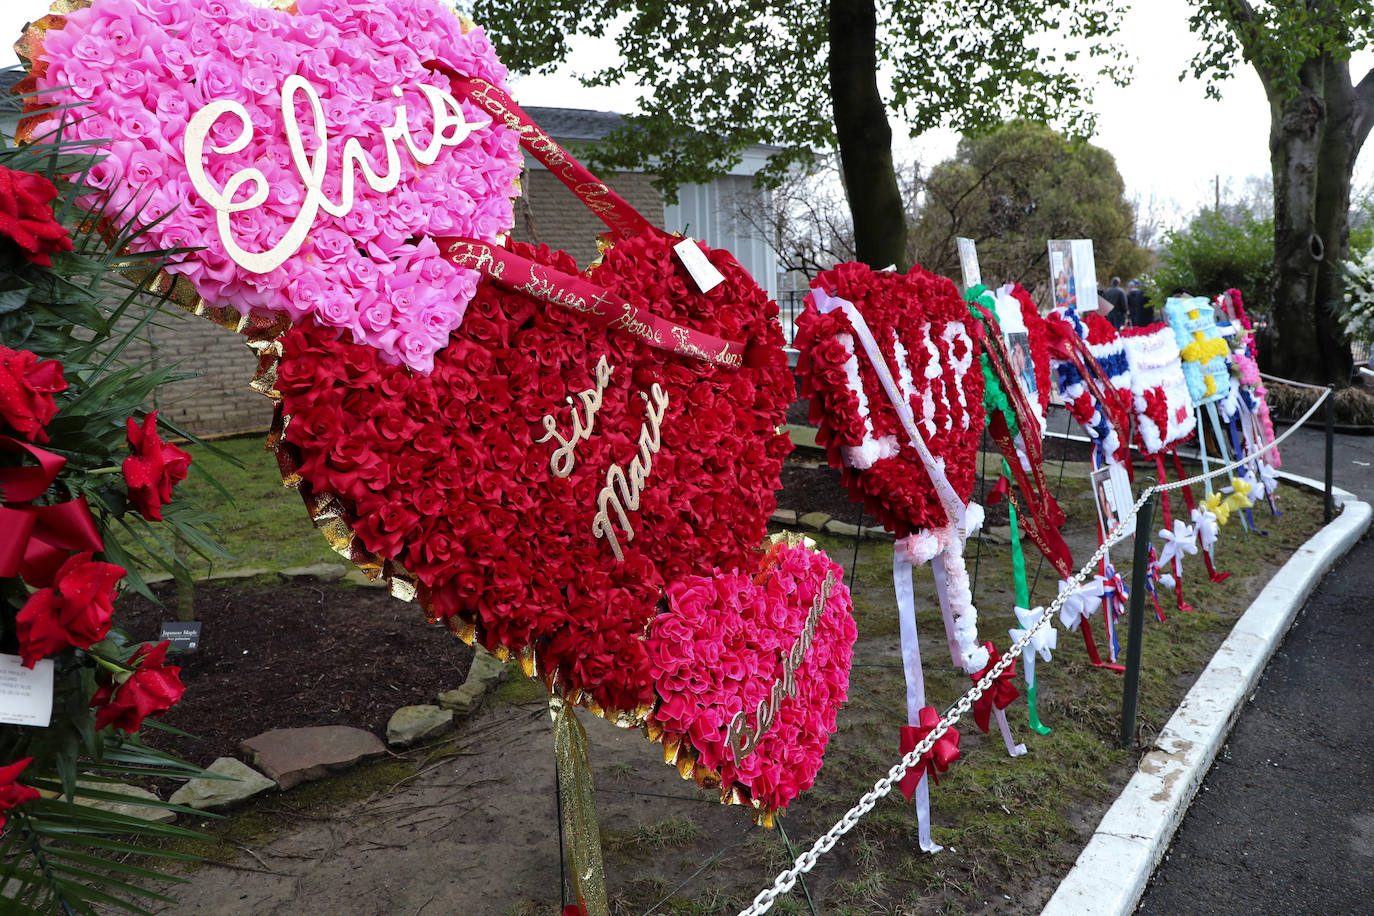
[793,262,984,536]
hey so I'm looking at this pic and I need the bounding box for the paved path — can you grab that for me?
[1137,427,1373,913]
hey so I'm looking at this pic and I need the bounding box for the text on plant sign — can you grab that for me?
[536,356,614,478]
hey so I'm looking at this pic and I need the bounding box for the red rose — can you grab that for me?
[91,640,185,733]
[0,346,66,442]
[121,411,191,522]
[0,757,41,832]
[15,551,125,667]
[0,164,74,267]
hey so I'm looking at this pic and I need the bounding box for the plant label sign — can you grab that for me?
[0,655,54,727]
[159,622,204,652]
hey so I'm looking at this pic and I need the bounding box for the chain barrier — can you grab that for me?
[1258,371,1331,392]
[737,386,1334,916]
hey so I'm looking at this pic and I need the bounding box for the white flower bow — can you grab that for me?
[1254,462,1279,501]
[1057,577,1103,631]
[1009,605,1057,662]
[1156,518,1198,575]
[1191,506,1219,553]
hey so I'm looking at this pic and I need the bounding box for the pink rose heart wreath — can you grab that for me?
[18,0,859,819]
[19,0,523,373]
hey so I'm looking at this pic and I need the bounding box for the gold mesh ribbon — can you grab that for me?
[551,697,608,916]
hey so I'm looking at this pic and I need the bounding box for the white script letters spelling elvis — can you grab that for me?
[184,74,490,274]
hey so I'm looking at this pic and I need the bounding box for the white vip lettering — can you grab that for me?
[184,76,490,274]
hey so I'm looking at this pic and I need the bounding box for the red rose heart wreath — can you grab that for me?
[18,0,858,820]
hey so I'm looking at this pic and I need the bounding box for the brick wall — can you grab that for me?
[508,166,664,268]
[132,306,276,438]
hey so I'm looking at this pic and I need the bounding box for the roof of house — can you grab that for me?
[1,67,24,110]
[522,107,629,142]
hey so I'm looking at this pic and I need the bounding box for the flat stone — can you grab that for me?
[467,649,509,687]
[982,524,1022,545]
[240,726,386,790]
[823,519,862,537]
[279,563,347,581]
[342,569,388,589]
[771,509,798,525]
[386,705,454,748]
[199,567,273,582]
[437,648,510,716]
[168,757,276,811]
[798,511,831,531]
[41,781,176,824]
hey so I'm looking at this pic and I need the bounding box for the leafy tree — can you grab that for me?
[469,0,1126,271]
[1187,0,1374,383]
[1145,205,1277,318]
[910,120,1151,291]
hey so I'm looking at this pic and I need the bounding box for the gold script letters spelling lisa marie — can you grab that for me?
[591,384,669,561]
[184,75,489,274]
[536,356,613,477]
[725,573,835,760]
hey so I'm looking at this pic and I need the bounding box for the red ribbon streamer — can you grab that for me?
[898,706,961,800]
[427,65,654,242]
[0,437,104,586]
[969,642,1021,734]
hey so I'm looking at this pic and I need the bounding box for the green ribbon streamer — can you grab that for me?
[963,285,1020,438]
[1004,460,1051,735]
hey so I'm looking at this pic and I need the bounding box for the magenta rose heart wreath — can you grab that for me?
[18,0,860,821]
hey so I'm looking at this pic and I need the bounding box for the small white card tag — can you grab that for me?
[672,237,726,293]
[0,654,54,727]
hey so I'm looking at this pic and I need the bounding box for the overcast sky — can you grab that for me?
[3,0,1371,230]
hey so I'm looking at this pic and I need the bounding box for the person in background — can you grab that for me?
[1127,280,1152,327]
[1100,276,1128,328]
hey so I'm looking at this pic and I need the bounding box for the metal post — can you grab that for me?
[1120,493,1156,749]
[1324,385,1335,523]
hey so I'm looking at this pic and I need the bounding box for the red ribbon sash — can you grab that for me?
[0,437,104,586]
[428,65,655,242]
[436,237,750,369]
[898,706,961,800]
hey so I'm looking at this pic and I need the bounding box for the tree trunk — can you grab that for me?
[829,0,909,270]
[1267,54,1361,384]
[1268,59,1331,381]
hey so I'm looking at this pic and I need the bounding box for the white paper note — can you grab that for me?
[0,655,54,727]
[672,237,726,293]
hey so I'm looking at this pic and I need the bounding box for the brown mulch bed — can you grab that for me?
[113,579,474,767]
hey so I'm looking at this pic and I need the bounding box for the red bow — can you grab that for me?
[0,437,103,587]
[985,476,1010,507]
[898,706,961,800]
[970,642,1021,734]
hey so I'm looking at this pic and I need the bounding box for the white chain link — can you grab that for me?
[737,386,1333,916]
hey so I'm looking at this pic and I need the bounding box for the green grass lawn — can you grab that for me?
[136,435,343,577]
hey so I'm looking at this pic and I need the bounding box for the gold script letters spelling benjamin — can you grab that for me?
[591,384,669,561]
[725,572,835,760]
[536,356,613,477]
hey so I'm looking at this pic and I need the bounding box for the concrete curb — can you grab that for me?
[1041,479,1371,916]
